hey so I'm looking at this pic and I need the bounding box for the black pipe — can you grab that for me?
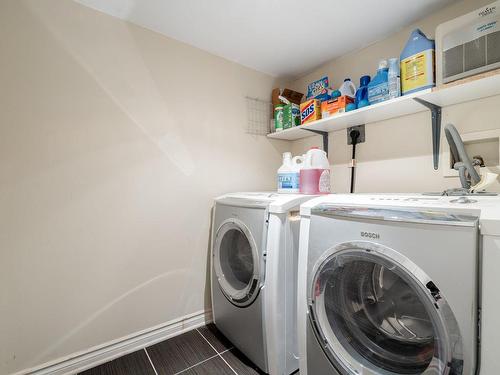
[349,129,360,193]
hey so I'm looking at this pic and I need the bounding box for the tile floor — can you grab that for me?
[79,324,270,374]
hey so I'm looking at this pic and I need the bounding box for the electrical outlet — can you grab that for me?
[347,125,365,145]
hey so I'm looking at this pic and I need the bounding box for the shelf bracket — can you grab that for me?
[414,97,442,170]
[302,129,329,156]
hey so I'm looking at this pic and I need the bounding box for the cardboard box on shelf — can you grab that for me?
[272,88,304,106]
[321,96,354,118]
[300,99,321,125]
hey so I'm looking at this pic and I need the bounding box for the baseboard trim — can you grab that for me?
[17,310,212,375]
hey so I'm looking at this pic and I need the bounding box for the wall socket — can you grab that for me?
[347,125,365,145]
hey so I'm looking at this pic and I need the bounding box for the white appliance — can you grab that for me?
[436,1,500,85]
[297,194,500,375]
[211,192,314,374]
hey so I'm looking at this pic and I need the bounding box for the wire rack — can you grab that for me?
[245,96,273,136]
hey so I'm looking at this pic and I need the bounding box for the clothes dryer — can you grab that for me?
[212,192,314,374]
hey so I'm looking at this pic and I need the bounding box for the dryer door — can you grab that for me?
[308,242,463,375]
[213,218,262,307]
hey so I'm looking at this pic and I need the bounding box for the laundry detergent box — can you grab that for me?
[283,103,301,129]
[306,76,329,100]
[321,96,354,118]
[300,99,321,124]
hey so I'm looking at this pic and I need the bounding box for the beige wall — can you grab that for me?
[2,0,500,373]
[288,0,500,193]
[0,1,287,373]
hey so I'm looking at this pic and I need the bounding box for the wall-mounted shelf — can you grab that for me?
[267,89,431,141]
[267,72,500,168]
[422,71,500,107]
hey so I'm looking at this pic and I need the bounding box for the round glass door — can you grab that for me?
[309,243,462,375]
[213,219,261,307]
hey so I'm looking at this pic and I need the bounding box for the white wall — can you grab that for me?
[288,0,500,193]
[0,1,287,373]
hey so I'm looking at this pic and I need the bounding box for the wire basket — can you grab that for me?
[245,96,272,136]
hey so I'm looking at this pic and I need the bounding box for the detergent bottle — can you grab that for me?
[388,58,401,99]
[367,60,389,105]
[277,152,302,193]
[300,148,330,194]
[339,78,357,98]
[355,75,371,108]
[400,29,435,95]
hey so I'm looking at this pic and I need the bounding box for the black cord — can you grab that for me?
[349,130,360,193]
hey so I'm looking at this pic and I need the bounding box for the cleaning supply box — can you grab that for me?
[300,99,321,124]
[321,96,354,118]
[306,77,330,100]
[283,103,300,129]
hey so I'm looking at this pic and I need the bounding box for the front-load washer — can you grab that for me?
[211,192,314,374]
[297,194,500,375]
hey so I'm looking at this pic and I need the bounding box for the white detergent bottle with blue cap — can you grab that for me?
[400,29,435,95]
[277,152,302,193]
[339,78,357,98]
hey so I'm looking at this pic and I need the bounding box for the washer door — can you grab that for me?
[308,242,463,375]
[213,219,262,307]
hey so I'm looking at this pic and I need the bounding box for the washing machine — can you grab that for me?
[297,194,500,375]
[211,192,314,374]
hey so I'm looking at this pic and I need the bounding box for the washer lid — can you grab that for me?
[312,204,479,227]
[301,193,500,235]
[215,192,315,213]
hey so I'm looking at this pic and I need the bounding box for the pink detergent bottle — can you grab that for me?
[300,147,331,194]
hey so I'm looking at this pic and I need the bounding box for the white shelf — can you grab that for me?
[267,73,500,141]
[420,72,500,107]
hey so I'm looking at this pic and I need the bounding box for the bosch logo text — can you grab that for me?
[361,231,380,239]
[479,6,496,17]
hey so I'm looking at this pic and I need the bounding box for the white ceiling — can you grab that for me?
[75,0,455,78]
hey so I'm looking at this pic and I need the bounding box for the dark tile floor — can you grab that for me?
[80,324,267,375]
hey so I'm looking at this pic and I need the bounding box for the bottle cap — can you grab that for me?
[360,75,371,86]
[388,57,399,67]
[378,59,388,70]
